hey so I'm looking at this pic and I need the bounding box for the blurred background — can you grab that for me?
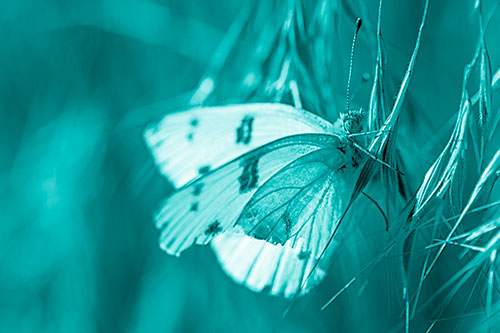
[1,0,499,332]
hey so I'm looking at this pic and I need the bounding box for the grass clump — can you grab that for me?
[187,0,500,331]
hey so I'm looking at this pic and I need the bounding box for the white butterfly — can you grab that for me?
[144,102,368,297]
[142,0,431,298]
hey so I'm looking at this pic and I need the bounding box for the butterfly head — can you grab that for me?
[341,108,365,134]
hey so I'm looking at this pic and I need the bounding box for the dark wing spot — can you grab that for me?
[198,165,210,175]
[284,212,292,235]
[190,202,199,212]
[204,221,223,236]
[190,118,199,127]
[297,250,311,260]
[236,115,254,145]
[238,158,259,193]
[193,183,204,196]
[337,164,347,172]
[187,133,194,141]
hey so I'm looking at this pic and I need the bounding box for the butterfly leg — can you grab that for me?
[361,191,389,231]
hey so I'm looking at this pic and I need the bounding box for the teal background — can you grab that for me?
[1,0,499,332]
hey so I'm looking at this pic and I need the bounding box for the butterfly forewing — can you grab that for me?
[155,134,341,256]
[144,103,334,188]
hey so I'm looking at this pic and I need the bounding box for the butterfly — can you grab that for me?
[141,16,390,298]
[144,102,371,298]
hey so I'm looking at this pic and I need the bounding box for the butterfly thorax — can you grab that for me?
[336,138,362,171]
[330,108,366,170]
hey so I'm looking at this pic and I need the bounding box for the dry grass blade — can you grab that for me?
[367,0,429,158]
[417,3,499,283]
[432,148,500,262]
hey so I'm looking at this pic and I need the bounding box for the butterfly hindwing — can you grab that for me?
[236,148,346,245]
[208,144,360,297]
[155,134,341,256]
[144,103,334,188]
[211,232,337,298]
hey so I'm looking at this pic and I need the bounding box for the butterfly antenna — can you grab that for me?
[346,18,362,113]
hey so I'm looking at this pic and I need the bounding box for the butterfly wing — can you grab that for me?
[211,145,360,297]
[211,232,338,298]
[155,134,341,257]
[144,103,334,188]
[146,104,359,297]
